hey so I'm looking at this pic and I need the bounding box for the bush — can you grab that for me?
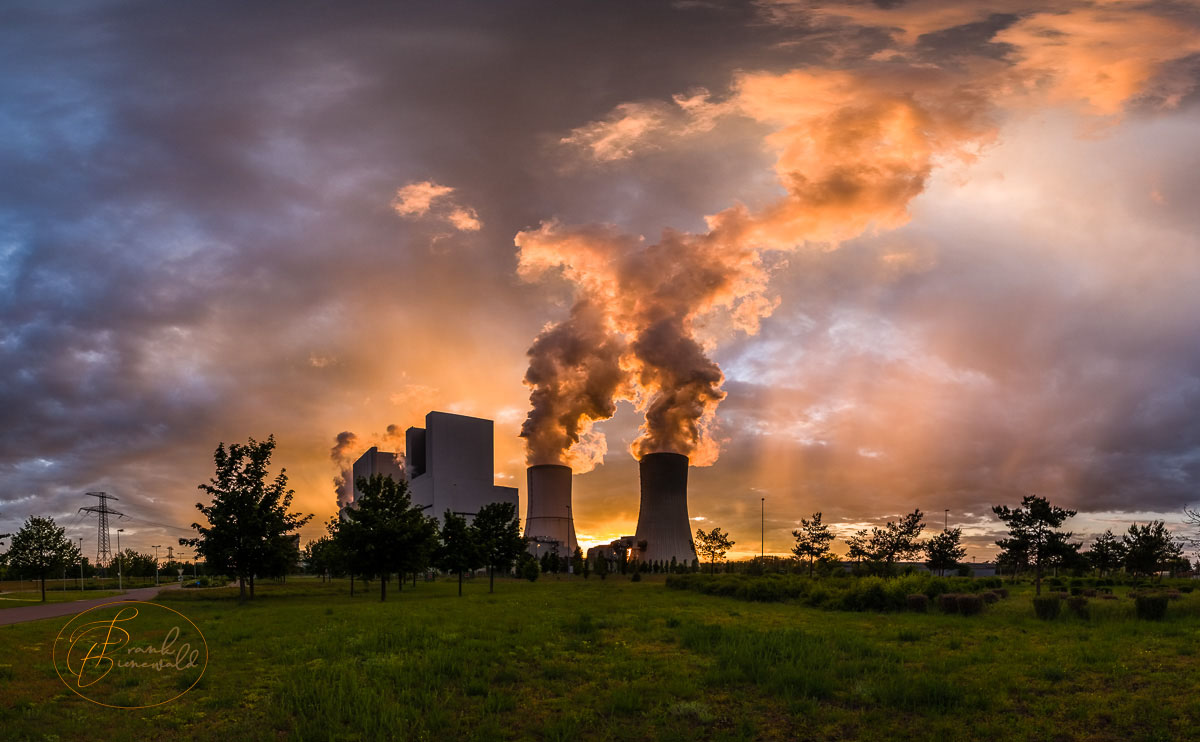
[938,594,960,613]
[520,558,540,582]
[906,594,928,612]
[994,587,1009,599]
[1067,596,1089,619]
[1135,594,1169,620]
[631,571,642,583]
[1069,586,1083,596]
[1179,584,1194,594]
[956,594,984,616]
[1033,595,1061,620]
[981,591,999,604]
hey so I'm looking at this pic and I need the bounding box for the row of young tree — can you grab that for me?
[303,472,525,600]
[0,517,204,601]
[786,495,1193,594]
[183,435,528,601]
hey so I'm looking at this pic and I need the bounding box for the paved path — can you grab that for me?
[0,584,182,627]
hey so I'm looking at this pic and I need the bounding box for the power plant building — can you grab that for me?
[341,446,406,520]
[524,464,577,556]
[633,452,697,564]
[405,411,518,522]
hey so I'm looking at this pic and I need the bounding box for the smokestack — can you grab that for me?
[524,464,577,553]
[633,452,696,564]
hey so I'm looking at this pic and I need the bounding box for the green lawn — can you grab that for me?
[2,575,1199,741]
[0,589,125,608]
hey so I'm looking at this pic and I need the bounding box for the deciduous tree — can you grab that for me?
[473,501,525,593]
[924,528,967,577]
[6,516,79,602]
[183,435,313,600]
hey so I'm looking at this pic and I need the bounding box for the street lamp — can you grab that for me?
[78,537,84,590]
[761,497,765,560]
[944,509,950,531]
[566,504,574,574]
[152,545,162,586]
[117,528,124,591]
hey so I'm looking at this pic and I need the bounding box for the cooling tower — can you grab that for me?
[524,464,577,553]
[633,452,696,564]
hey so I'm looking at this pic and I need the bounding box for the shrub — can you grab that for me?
[631,571,642,583]
[981,591,999,604]
[1066,596,1089,619]
[994,587,1009,599]
[1166,590,1182,601]
[956,594,984,616]
[1083,589,1097,597]
[938,594,960,614]
[1069,586,1083,596]
[1100,594,1118,601]
[1179,585,1194,594]
[907,594,928,612]
[1135,594,1169,620]
[1033,595,1061,620]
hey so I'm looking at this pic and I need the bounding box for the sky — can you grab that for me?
[2,0,1199,562]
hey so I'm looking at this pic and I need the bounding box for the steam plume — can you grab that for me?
[330,430,359,508]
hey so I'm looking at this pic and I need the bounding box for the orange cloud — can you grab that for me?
[391,180,483,231]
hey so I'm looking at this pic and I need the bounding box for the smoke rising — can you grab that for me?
[330,430,359,508]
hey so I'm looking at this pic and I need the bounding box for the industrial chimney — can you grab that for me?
[633,452,696,565]
[523,464,577,554]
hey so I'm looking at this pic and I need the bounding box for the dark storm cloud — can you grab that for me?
[0,0,815,546]
[2,0,1198,560]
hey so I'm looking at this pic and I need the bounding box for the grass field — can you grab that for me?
[3,574,1199,741]
[0,589,126,608]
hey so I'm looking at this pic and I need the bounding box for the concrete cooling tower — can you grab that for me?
[633,452,697,564]
[523,464,577,553]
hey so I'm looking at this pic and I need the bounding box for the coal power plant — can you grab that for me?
[523,464,577,555]
[633,452,697,564]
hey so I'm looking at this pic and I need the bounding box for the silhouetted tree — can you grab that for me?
[437,511,481,597]
[341,473,438,601]
[595,552,610,580]
[1122,521,1182,577]
[184,435,312,600]
[924,528,967,577]
[5,516,80,602]
[866,510,926,573]
[845,529,870,568]
[792,512,835,577]
[1086,530,1125,576]
[572,546,585,576]
[992,495,1076,595]
[695,526,735,573]
[473,501,524,593]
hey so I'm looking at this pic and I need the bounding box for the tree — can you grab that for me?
[845,529,870,566]
[473,501,525,593]
[695,527,735,573]
[594,551,610,580]
[791,512,835,577]
[1086,530,1125,576]
[183,435,313,600]
[992,495,1076,595]
[1122,521,1182,577]
[6,516,80,602]
[341,473,438,601]
[866,510,926,572]
[572,546,585,576]
[437,510,481,596]
[924,528,967,577]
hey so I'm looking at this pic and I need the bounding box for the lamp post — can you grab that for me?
[566,504,574,574]
[152,544,162,586]
[78,537,84,590]
[761,497,765,560]
[944,509,949,531]
[117,528,124,590]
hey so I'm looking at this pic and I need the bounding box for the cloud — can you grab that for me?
[392,181,482,231]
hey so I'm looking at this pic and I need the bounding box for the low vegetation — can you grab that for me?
[4,575,1200,742]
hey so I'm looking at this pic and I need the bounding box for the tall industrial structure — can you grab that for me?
[406,411,518,522]
[78,491,125,569]
[339,446,407,520]
[633,452,696,564]
[524,464,576,556]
